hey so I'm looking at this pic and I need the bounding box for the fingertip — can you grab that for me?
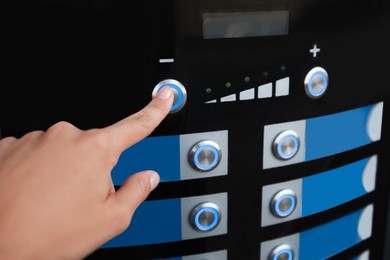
[155,86,174,101]
[147,170,160,191]
[114,171,160,211]
[153,86,174,113]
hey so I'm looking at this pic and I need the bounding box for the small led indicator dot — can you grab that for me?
[263,71,269,77]
[281,65,286,71]
[206,88,212,94]
[225,82,232,88]
[244,76,251,82]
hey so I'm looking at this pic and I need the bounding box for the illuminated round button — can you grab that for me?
[190,202,221,232]
[304,67,328,99]
[152,79,187,113]
[270,189,297,218]
[273,130,300,160]
[189,140,222,172]
[269,244,294,260]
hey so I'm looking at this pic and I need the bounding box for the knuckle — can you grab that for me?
[0,136,18,148]
[46,121,78,136]
[25,130,44,138]
[19,130,44,142]
[1,136,17,142]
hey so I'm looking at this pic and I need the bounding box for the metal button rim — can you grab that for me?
[273,130,300,160]
[304,67,328,99]
[270,189,297,218]
[152,79,187,113]
[190,202,222,232]
[269,244,294,260]
[189,140,222,172]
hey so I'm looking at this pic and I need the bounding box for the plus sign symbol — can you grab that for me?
[310,44,321,58]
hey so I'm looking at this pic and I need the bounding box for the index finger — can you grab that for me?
[103,87,174,153]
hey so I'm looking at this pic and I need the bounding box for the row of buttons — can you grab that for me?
[189,130,299,175]
[188,191,295,233]
[188,190,295,233]
[151,67,329,113]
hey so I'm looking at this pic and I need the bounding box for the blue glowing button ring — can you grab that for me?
[190,202,222,232]
[152,79,187,113]
[189,140,222,172]
[273,130,300,160]
[271,189,297,218]
[304,67,328,99]
[269,244,294,260]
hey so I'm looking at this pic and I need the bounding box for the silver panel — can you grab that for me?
[180,130,228,180]
[181,192,228,240]
[263,120,306,169]
[367,101,383,142]
[182,249,228,260]
[261,179,302,227]
[357,250,370,260]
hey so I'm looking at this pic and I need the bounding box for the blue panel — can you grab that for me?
[300,209,363,260]
[306,105,373,161]
[111,135,180,184]
[302,158,369,216]
[101,198,181,248]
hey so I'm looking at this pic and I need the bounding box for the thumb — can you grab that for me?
[114,170,160,214]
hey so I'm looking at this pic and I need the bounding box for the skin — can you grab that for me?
[0,87,174,260]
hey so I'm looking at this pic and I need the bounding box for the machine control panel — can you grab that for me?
[3,0,390,259]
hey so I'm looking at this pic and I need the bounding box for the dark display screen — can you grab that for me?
[203,11,289,39]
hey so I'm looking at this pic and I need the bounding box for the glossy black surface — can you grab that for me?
[2,0,390,259]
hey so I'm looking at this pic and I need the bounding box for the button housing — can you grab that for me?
[189,140,222,172]
[181,192,227,240]
[304,67,329,99]
[190,202,222,232]
[273,130,300,160]
[270,189,298,218]
[269,244,294,260]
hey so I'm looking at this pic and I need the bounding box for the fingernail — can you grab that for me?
[149,171,160,191]
[157,87,173,100]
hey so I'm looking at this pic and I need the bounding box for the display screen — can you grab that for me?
[203,11,289,39]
